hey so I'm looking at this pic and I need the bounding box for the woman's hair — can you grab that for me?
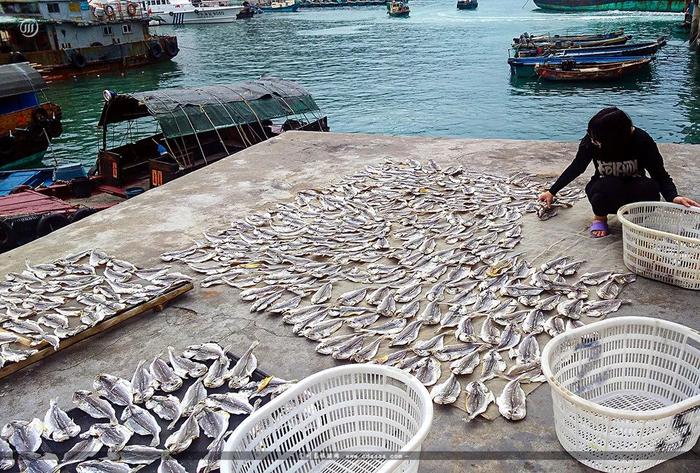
[587,107,633,147]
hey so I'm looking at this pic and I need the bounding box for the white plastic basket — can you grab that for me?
[542,316,700,473]
[617,202,700,290]
[222,364,434,473]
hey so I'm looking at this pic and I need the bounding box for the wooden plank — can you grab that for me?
[0,281,193,381]
[0,328,33,347]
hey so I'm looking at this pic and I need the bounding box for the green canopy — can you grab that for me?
[98,78,322,138]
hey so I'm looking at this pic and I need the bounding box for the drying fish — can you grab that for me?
[42,399,80,442]
[121,405,161,447]
[93,374,133,406]
[394,301,420,319]
[454,317,476,342]
[496,377,527,421]
[495,323,520,352]
[1,419,44,454]
[412,357,442,386]
[578,270,614,286]
[107,445,164,466]
[536,294,561,311]
[76,459,135,473]
[182,342,225,361]
[544,315,566,338]
[395,280,422,303]
[337,288,368,306]
[500,284,543,298]
[164,414,200,454]
[203,354,230,389]
[72,390,117,423]
[361,318,406,336]
[145,395,181,425]
[150,356,183,392]
[465,381,494,422]
[158,457,187,473]
[430,374,461,405]
[389,320,423,347]
[196,408,229,440]
[450,351,480,375]
[417,301,441,325]
[80,423,132,450]
[510,334,540,365]
[376,291,397,316]
[205,393,254,415]
[315,334,356,355]
[131,360,156,404]
[597,279,622,300]
[584,299,629,318]
[310,282,332,304]
[180,380,207,417]
[167,346,207,379]
[59,437,103,467]
[412,334,445,357]
[556,298,584,319]
[18,453,58,473]
[433,342,482,362]
[332,335,368,360]
[228,341,258,389]
[480,350,507,381]
[521,309,545,334]
[0,438,12,470]
[479,317,501,345]
[366,287,390,306]
[351,338,383,363]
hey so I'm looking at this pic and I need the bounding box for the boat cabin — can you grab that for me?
[95,77,329,188]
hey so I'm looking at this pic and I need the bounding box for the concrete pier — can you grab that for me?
[0,132,698,471]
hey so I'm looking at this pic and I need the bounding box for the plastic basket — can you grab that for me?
[222,364,433,473]
[542,316,700,473]
[617,202,700,290]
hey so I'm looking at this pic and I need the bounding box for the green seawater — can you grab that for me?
[43,0,700,166]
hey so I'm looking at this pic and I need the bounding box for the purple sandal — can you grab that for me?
[589,220,609,238]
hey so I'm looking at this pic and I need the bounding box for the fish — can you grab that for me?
[496,377,527,421]
[167,346,207,379]
[182,342,225,361]
[584,299,629,318]
[510,334,540,365]
[80,423,132,450]
[597,279,622,300]
[196,408,230,440]
[394,279,422,303]
[107,445,164,466]
[332,335,368,360]
[479,317,501,345]
[361,318,406,336]
[131,360,156,404]
[480,350,507,381]
[150,356,183,393]
[376,291,397,316]
[544,315,566,338]
[93,374,133,407]
[389,320,423,347]
[145,395,181,425]
[430,374,461,404]
[121,405,161,447]
[455,317,476,342]
[412,334,445,357]
[433,342,482,362]
[164,414,200,454]
[310,282,332,304]
[337,288,368,306]
[464,381,494,422]
[366,287,390,306]
[204,393,254,415]
[18,453,58,473]
[158,457,187,473]
[59,437,103,467]
[521,309,546,334]
[228,341,258,389]
[417,301,441,325]
[556,298,584,319]
[395,301,421,319]
[76,459,136,473]
[315,334,356,355]
[412,357,442,386]
[203,354,230,389]
[450,351,480,375]
[72,390,117,423]
[536,294,561,311]
[495,323,520,352]
[42,399,80,442]
[578,270,614,286]
[351,338,383,363]
[1,419,44,454]
[180,380,207,417]
[0,438,13,470]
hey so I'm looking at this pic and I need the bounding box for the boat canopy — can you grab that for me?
[0,63,46,99]
[98,78,322,138]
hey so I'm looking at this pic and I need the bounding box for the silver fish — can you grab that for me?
[315,334,356,355]
[480,350,507,381]
[396,301,420,319]
[417,301,441,325]
[389,320,423,347]
[497,377,527,421]
[59,437,103,466]
[167,346,207,379]
[180,380,207,417]
[107,445,164,466]
[455,317,476,342]
[536,294,562,311]
[413,357,442,386]
[394,280,422,303]
[182,342,225,361]
[434,343,482,362]
[228,341,258,389]
[351,338,383,363]
[204,393,254,415]
[18,453,58,473]
[430,374,461,405]
[43,399,80,442]
[366,287,389,305]
[584,299,629,318]
[310,282,332,304]
[346,312,381,329]
[597,279,622,300]
[556,298,584,319]
[495,323,521,352]
[93,374,133,406]
[376,291,396,316]
[479,317,501,345]
[131,360,155,404]
[500,284,544,298]
[361,318,406,336]
[511,334,540,365]
[158,457,186,473]
[1,419,44,454]
[150,356,183,392]
[197,408,229,440]
[544,315,566,338]
[521,309,546,334]
[332,335,368,360]
[145,395,181,425]
[450,351,480,375]
[578,270,614,286]
[77,459,134,473]
[164,414,199,454]
[121,405,161,447]
[80,423,132,450]
[72,390,117,423]
[337,288,368,306]
[204,354,230,389]
[412,334,445,357]
[301,319,344,340]
[465,381,494,422]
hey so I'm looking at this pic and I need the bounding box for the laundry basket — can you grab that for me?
[542,316,700,473]
[222,364,433,473]
[617,202,700,290]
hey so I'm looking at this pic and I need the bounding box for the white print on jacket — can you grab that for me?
[597,160,640,177]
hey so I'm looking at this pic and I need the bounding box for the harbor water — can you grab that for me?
[44,0,700,166]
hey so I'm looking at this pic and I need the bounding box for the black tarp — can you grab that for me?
[0,62,45,99]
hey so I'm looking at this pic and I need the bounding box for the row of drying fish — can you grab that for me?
[160,160,630,420]
[1,341,291,473]
[0,250,192,369]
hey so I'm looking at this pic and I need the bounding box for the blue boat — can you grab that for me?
[259,0,300,11]
[516,38,665,58]
[508,55,655,77]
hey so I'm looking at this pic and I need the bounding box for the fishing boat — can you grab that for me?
[387,0,410,17]
[532,0,686,13]
[258,0,300,11]
[514,35,631,53]
[514,29,625,45]
[516,38,666,58]
[144,0,241,24]
[0,63,62,171]
[509,54,654,78]
[95,77,329,189]
[534,58,652,81]
[457,0,478,9]
[0,1,178,81]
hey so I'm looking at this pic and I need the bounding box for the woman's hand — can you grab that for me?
[673,196,700,208]
[538,191,554,208]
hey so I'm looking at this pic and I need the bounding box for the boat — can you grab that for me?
[0,1,178,81]
[514,29,625,45]
[258,0,300,11]
[513,35,632,53]
[144,0,241,24]
[516,38,666,58]
[300,0,387,6]
[509,54,654,77]
[388,0,410,17]
[534,58,652,81]
[0,63,62,171]
[457,0,478,9]
[94,77,329,189]
[236,1,263,18]
[532,0,686,13]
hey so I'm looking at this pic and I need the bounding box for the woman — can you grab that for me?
[538,107,699,238]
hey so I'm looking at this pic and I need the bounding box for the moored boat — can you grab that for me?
[514,35,632,53]
[515,38,666,58]
[387,0,410,17]
[534,57,652,81]
[457,0,477,9]
[532,0,686,12]
[144,0,241,24]
[509,54,654,77]
[258,0,300,11]
[0,0,178,81]
[0,63,62,170]
[514,29,625,45]
[236,1,263,18]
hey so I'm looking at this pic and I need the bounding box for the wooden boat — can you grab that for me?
[388,1,410,17]
[534,58,652,81]
[258,0,300,11]
[509,55,654,78]
[532,0,686,13]
[516,38,666,58]
[514,35,631,52]
[457,0,478,9]
[0,63,62,171]
[514,29,625,44]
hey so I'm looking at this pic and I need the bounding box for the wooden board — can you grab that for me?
[0,281,193,380]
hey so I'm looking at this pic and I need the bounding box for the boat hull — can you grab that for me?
[509,54,653,77]
[261,4,300,11]
[161,7,240,24]
[533,0,686,12]
[457,2,478,9]
[535,59,652,81]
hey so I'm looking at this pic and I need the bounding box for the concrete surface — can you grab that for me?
[0,132,698,472]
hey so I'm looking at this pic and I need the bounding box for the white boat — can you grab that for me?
[143,0,241,24]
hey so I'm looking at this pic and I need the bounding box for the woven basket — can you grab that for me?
[617,202,700,290]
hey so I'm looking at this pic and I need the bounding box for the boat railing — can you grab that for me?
[89,1,149,23]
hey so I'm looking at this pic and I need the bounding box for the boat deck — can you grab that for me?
[0,132,697,472]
